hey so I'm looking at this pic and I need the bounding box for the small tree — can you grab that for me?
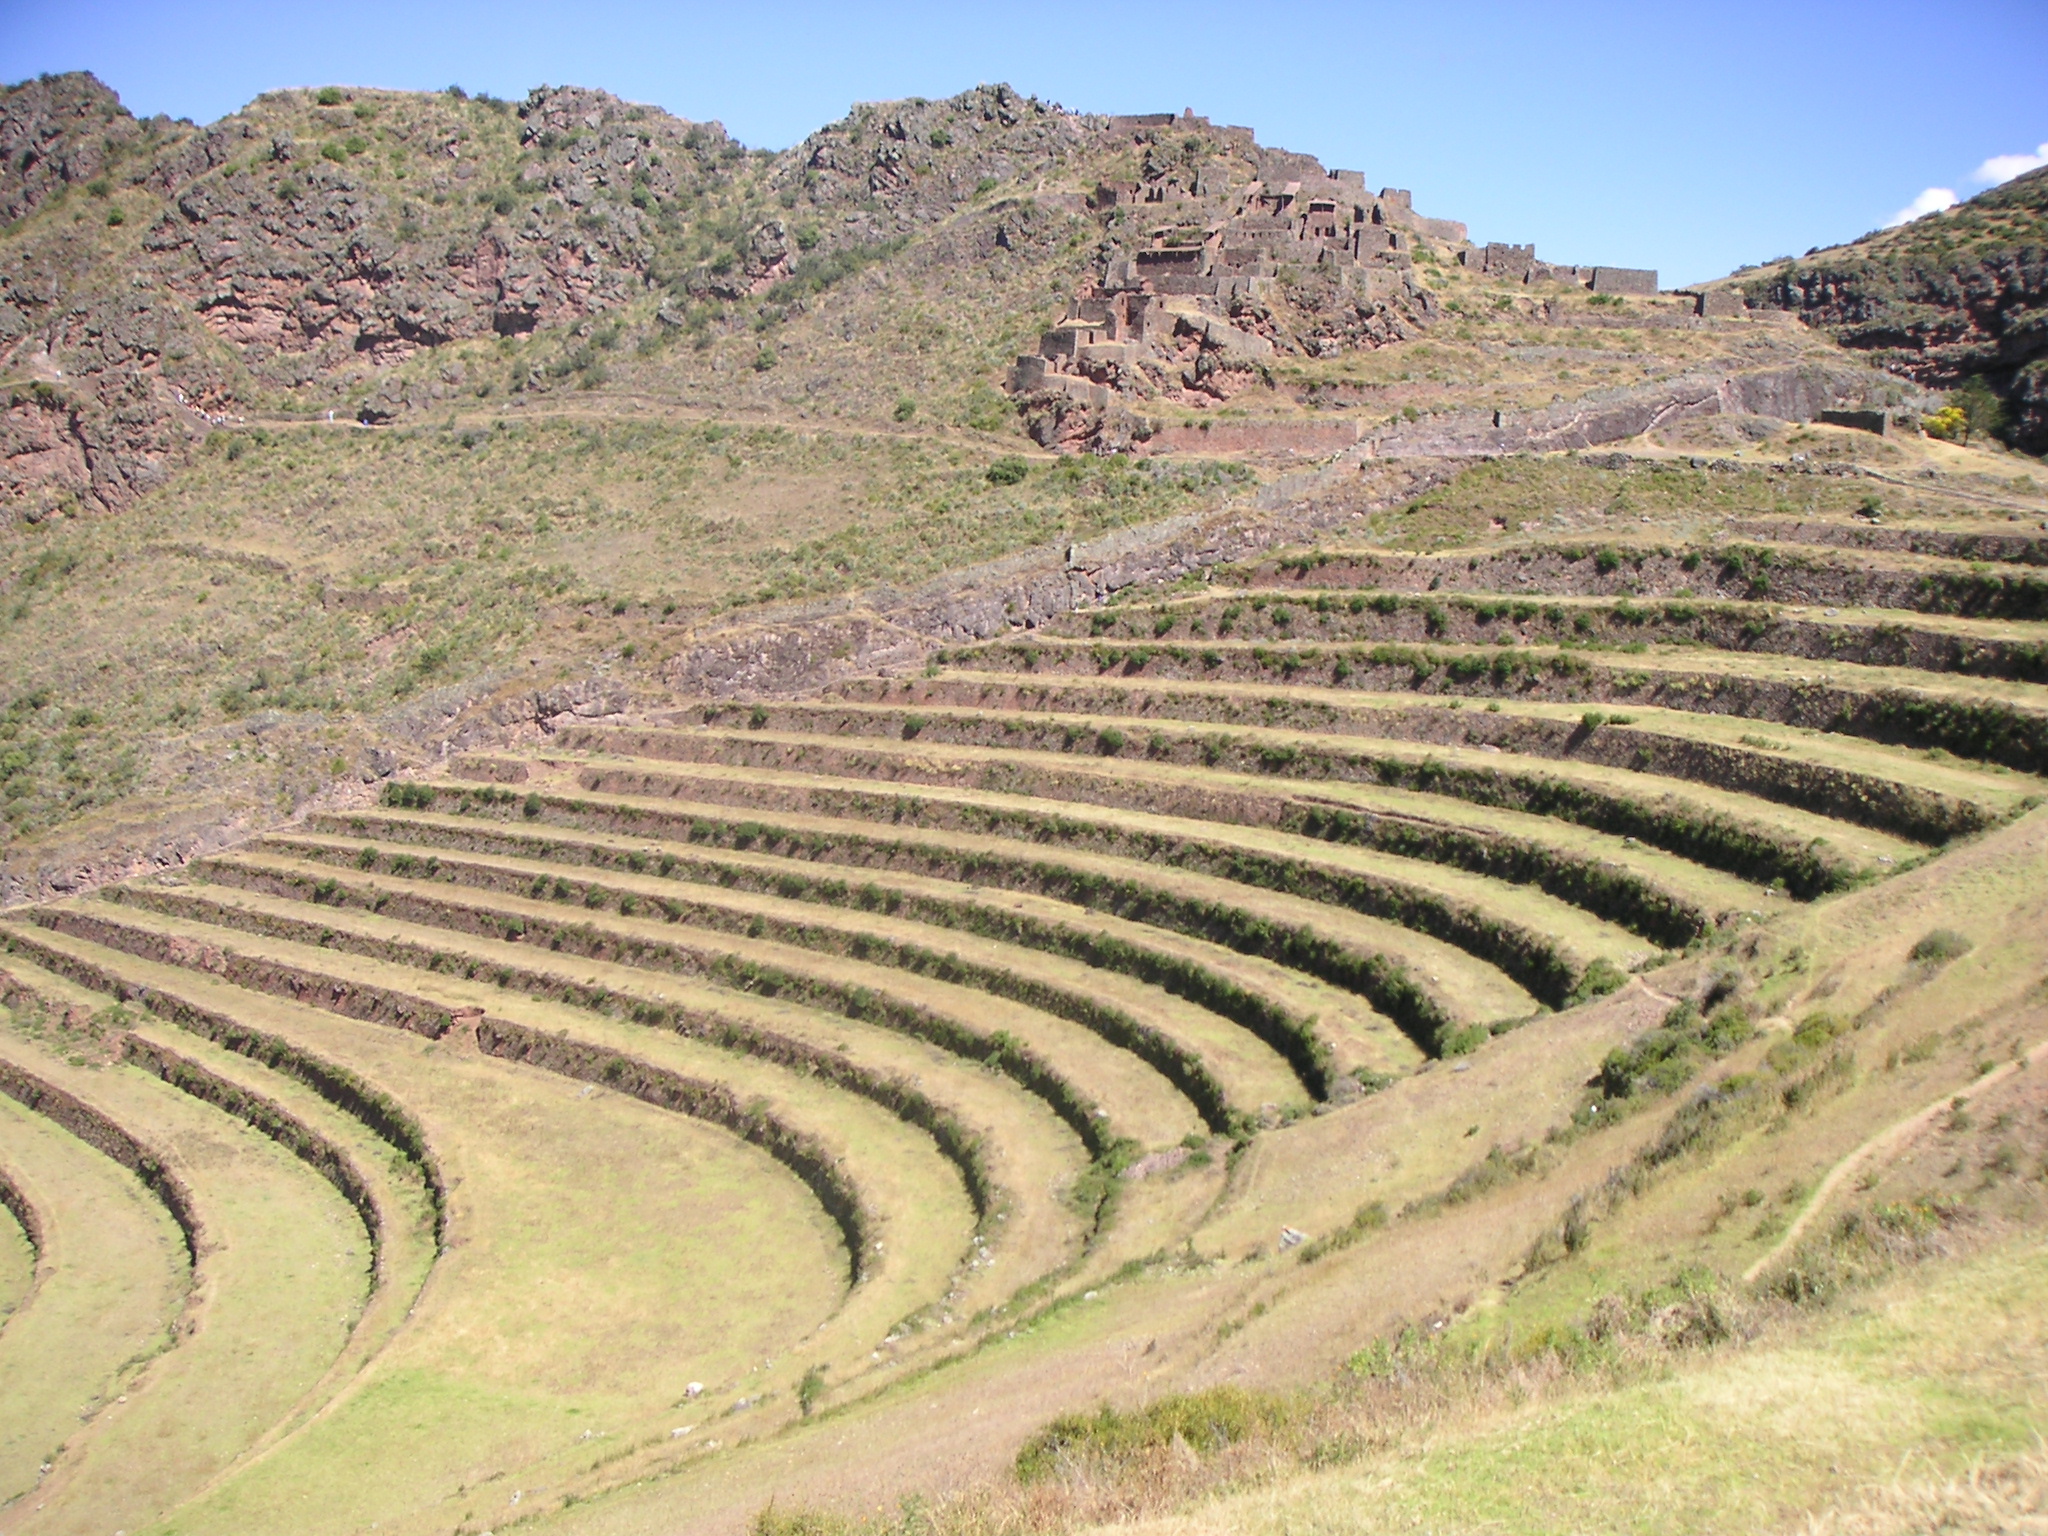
[1927,378,2008,444]
[1955,377,2007,443]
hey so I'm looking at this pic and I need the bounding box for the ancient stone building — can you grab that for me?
[1456,245,1659,295]
[1470,242,1536,279]
[1013,128,1468,425]
[1590,266,1659,295]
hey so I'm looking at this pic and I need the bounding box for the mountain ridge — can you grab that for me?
[0,69,2027,895]
[0,73,1476,520]
[1735,166,2048,451]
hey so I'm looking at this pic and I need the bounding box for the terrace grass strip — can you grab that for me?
[120,1034,386,1274]
[300,808,1411,1031]
[832,673,2002,849]
[470,1016,875,1288]
[1237,540,2048,618]
[354,789,1482,1057]
[651,706,1885,894]
[554,766,1606,1012]
[1064,587,2048,685]
[161,858,1218,1143]
[25,907,461,1038]
[1718,518,2048,566]
[0,1053,200,1263]
[245,830,1338,1102]
[346,825,1349,1054]
[940,636,2048,779]
[26,901,888,1288]
[309,802,1471,1035]
[574,724,1719,943]
[1,920,450,1242]
[0,1155,41,1261]
[81,880,1161,1267]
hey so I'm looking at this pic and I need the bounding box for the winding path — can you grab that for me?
[1744,1032,2048,1282]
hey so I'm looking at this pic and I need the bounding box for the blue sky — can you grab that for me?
[5,0,2043,285]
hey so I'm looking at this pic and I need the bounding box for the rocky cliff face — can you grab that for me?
[0,73,165,225]
[0,76,1450,522]
[0,76,774,516]
[1747,167,2048,452]
[0,78,1104,518]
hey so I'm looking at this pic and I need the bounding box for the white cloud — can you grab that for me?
[1887,186,1958,227]
[1972,143,2048,185]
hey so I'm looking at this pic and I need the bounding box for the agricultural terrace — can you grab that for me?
[3,466,2047,1534]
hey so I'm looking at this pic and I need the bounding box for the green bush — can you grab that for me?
[986,456,1029,486]
[750,1510,847,1536]
[892,397,917,422]
[1297,1199,1387,1263]
[315,86,344,106]
[1909,928,1972,966]
[1766,1010,1846,1074]
[1016,1386,1292,1482]
[1568,957,1629,1005]
[1594,1000,1753,1106]
[797,1365,826,1417]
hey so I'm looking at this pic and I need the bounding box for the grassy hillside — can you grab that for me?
[0,66,1927,891]
[4,448,2046,1531]
[1,69,2046,1536]
[1739,166,2048,453]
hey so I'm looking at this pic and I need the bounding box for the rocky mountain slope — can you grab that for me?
[1742,167,2048,452]
[0,74,1448,522]
[0,71,2031,898]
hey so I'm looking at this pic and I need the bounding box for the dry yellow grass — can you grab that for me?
[1088,1237,2048,1536]
[1,913,856,1536]
[0,1080,186,1509]
[0,1026,366,1536]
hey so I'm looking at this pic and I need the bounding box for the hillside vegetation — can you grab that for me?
[1741,166,2048,453]
[0,68,2045,1536]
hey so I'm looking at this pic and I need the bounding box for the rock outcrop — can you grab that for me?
[0,72,157,225]
[0,75,1130,518]
[0,77,753,513]
[1747,166,2048,452]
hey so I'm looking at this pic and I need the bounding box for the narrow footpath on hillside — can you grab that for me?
[1744,1032,2048,1282]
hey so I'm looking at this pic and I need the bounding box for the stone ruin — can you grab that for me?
[1009,113,1470,446]
[1458,242,1658,295]
[1008,111,1683,450]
